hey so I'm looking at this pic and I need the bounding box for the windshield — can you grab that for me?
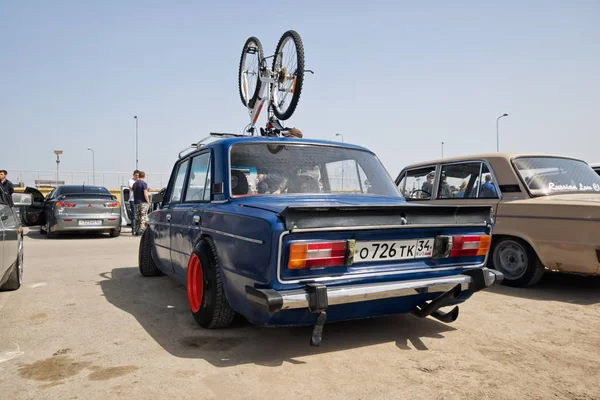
[229,143,400,197]
[513,157,600,195]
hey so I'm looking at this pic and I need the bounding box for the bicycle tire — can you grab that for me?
[238,36,264,109]
[271,30,305,120]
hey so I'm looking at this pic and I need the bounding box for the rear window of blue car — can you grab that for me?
[229,143,400,197]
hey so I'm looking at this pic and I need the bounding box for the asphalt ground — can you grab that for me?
[1,228,599,400]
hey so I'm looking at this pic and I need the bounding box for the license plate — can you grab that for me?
[78,220,102,226]
[354,238,434,263]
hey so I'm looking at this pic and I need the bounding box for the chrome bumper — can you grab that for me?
[246,267,503,313]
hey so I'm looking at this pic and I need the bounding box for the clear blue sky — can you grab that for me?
[2,1,599,180]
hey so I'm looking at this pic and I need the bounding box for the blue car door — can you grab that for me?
[169,151,212,279]
[154,158,191,274]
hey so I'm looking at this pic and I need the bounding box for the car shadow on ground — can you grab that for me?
[98,267,457,367]
[24,229,121,240]
[488,271,600,305]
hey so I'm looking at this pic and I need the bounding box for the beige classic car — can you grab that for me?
[395,153,600,287]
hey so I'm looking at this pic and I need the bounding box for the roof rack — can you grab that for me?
[178,132,247,159]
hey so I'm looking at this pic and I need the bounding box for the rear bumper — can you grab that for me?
[246,267,503,313]
[53,215,121,232]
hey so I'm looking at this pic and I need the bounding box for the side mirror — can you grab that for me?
[12,193,33,207]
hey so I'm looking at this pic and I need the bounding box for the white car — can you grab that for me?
[119,185,165,226]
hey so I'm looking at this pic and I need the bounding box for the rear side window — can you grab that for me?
[438,163,482,199]
[185,153,211,202]
[166,160,190,204]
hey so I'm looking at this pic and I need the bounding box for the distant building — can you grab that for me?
[34,179,65,188]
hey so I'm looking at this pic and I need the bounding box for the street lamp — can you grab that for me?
[134,115,139,170]
[87,147,95,185]
[335,134,345,192]
[441,141,445,158]
[53,150,63,187]
[496,113,509,152]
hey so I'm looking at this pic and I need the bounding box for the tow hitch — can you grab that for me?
[307,283,328,346]
[412,284,462,323]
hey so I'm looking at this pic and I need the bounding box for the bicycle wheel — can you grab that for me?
[271,30,305,120]
[238,36,264,108]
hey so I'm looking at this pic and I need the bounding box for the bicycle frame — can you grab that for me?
[242,65,278,134]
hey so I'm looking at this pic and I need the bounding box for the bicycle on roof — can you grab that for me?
[238,30,313,137]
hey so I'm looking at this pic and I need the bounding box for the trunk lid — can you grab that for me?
[56,194,119,216]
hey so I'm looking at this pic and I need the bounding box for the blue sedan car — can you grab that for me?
[139,133,502,345]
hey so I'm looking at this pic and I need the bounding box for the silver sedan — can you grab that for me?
[21,185,122,238]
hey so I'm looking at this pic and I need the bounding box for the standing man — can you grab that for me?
[132,170,150,236]
[128,170,140,235]
[0,170,15,196]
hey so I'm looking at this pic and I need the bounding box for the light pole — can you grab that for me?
[441,141,444,158]
[87,147,95,185]
[335,133,345,192]
[53,150,63,187]
[134,115,139,170]
[496,113,509,152]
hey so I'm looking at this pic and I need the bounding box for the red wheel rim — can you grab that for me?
[186,253,203,313]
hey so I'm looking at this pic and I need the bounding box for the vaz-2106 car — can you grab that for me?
[138,133,503,345]
[397,154,600,287]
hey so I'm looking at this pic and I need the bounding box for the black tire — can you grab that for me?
[238,36,264,109]
[490,237,545,287]
[271,30,305,120]
[138,229,161,277]
[110,225,121,238]
[187,238,235,329]
[1,244,23,291]
[47,222,57,239]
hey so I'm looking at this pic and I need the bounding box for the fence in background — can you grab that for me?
[8,169,171,190]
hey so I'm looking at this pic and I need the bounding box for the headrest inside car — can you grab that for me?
[231,170,249,195]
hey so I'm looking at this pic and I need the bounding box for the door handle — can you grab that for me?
[166,214,171,222]
[1,214,8,221]
[193,215,200,225]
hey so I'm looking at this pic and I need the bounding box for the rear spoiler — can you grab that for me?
[278,204,493,231]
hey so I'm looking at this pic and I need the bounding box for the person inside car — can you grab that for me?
[420,172,435,198]
[480,174,497,197]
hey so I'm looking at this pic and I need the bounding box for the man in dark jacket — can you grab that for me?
[0,170,15,196]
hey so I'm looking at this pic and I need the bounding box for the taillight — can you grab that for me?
[288,241,348,270]
[56,201,75,207]
[433,235,491,258]
[451,235,491,257]
[104,202,120,208]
